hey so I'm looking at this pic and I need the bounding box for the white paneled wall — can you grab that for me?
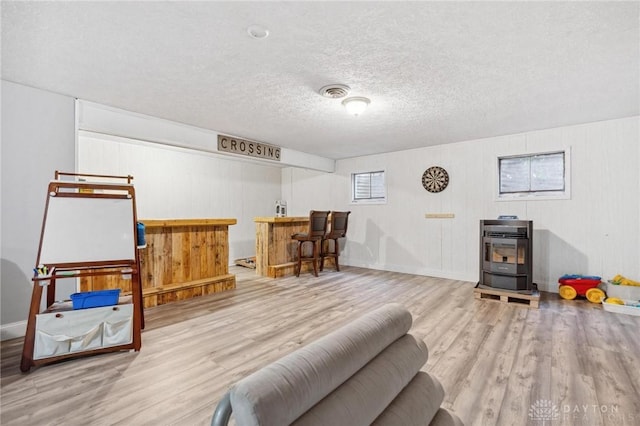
[283,117,640,291]
[78,132,282,262]
[1,81,76,333]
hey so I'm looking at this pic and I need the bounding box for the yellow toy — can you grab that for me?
[610,274,640,287]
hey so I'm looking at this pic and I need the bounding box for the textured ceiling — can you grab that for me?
[2,2,638,160]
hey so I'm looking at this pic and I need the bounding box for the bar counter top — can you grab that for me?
[253,216,309,223]
[141,218,237,228]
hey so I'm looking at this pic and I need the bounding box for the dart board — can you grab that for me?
[421,166,449,193]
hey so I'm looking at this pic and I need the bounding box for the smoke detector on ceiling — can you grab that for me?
[319,84,351,99]
[247,25,269,39]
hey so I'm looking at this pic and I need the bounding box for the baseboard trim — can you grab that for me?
[1,320,26,341]
[344,259,558,293]
[344,260,477,283]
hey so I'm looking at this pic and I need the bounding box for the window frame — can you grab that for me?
[351,170,387,205]
[496,148,571,201]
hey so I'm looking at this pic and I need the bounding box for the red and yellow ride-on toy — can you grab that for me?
[558,274,605,303]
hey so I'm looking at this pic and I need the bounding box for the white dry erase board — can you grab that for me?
[39,195,136,264]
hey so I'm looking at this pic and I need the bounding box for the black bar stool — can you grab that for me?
[291,210,330,277]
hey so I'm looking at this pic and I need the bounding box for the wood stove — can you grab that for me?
[479,219,533,292]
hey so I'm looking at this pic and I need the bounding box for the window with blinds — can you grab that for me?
[352,171,386,203]
[498,151,570,200]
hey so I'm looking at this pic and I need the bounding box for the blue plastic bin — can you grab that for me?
[137,222,146,247]
[70,289,121,310]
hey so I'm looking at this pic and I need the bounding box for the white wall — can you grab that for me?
[1,81,76,337]
[78,101,335,173]
[77,132,282,261]
[283,117,640,291]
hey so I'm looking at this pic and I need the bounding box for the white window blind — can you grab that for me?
[499,151,568,199]
[352,171,386,203]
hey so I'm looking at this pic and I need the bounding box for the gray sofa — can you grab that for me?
[212,303,463,426]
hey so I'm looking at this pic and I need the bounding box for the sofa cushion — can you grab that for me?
[372,371,445,426]
[230,303,413,426]
[429,408,465,426]
[293,334,428,426]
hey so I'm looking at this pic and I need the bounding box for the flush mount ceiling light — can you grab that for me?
[342,97,370,116]
[319,84,351,99]
[247,25,269,39]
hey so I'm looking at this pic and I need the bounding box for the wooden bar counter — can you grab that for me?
[81,218,237,308]
[255,216,315,278]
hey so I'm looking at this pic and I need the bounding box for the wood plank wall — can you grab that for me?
[81,220,236,307]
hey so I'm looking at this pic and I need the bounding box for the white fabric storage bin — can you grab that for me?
[69,322,103,353]
[605,282,640,301]
[34,303,133,360]
[103,304,133,346]
[35,329,71,358]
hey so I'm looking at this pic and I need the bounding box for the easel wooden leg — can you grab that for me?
[132,272,143,350]
[46,278,57,309]
[20,284,44,372]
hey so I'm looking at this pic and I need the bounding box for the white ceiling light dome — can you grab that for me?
[342,97,370,116]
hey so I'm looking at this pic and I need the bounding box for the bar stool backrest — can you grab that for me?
[308,210,330,238]
[328,211,351,238]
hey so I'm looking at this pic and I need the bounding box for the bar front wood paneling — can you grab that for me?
[254,216,316,278]
[81,218,237,307]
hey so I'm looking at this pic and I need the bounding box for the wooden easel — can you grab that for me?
[20,172,144,372]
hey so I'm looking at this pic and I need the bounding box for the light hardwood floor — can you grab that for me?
[1,266,639,426]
